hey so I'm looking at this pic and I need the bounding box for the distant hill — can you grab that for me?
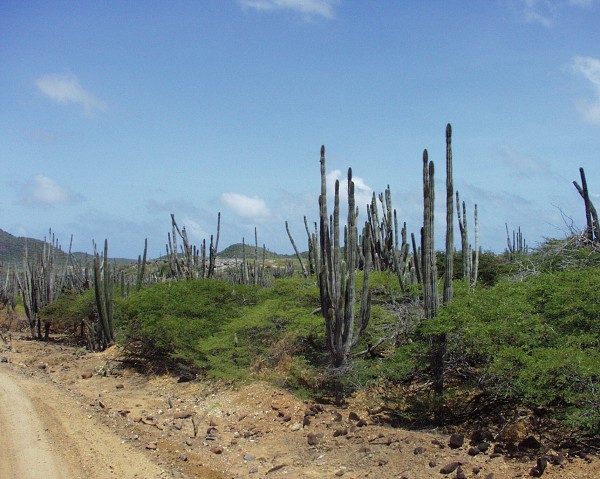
[218,243,305,260]
[0,229,133,268]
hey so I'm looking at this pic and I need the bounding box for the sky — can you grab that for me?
[1,0,599,259]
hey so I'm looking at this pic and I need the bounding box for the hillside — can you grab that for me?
[0,229,133,267]
[217,242,304,260]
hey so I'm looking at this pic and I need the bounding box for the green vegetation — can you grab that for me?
[34,236,600,440]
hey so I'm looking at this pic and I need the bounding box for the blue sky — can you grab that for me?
[1,0,599,259]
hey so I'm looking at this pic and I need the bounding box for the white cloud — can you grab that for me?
[521,0,556,26]
[36,74,107,116]
[325,169,373,216]
[571,56,600,125]
[221,193,272,219]
[518,0,595,27]
[180,217,209,242]
[18,175,82,206]
[239,0,339,20]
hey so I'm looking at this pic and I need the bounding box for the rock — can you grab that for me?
[282,414,292,422]
[173,412,192,419]
[307,433,323,446]
[358,446,371,454]
[468,446,480,456]
[267,464,285,474]
[377,457,388,466]
[115,383,124,389]
[529,466,543,477]
[210,446,223,454]
[209,417,219,427]
[146,442,158,450]
[456,466,466,479]
[536,457,548,473]
[449,434,465,449]
[335,469,345,477]
[177,372,196,383]
[484,474,494,479]
[332,412,342,422]
[356,419,368,427]
[303,416,311,427]
[291,423,302,432]
[81,371,93,379]
[518,435,541,450]
[472,466,481,474]
[333,428,348,437]
[429,459,437,467]
[477,442,490,452]
[506,442,519,456]
[180,454,188,462]
[244,454,255,462]
[348,411,361,421]
[249,467,258,474]
[547,455,566,466]
[440,462,460,474]
[413,446,426,455]
[1,356,9,363]
[38,362,47,370]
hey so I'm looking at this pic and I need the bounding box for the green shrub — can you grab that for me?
[38,289,96,334]
[424,267,600,433]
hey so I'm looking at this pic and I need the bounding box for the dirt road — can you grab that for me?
[0,366,167,479]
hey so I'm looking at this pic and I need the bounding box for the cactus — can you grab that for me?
[136,238,148,291]
[318,146,372,374]
[443,124,454,305]
[285,220,308,278]
[16,229,68,339]
[573,167,599,242]
[93,239,114,350]
[421,149,439,320]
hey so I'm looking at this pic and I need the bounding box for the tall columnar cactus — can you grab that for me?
[443,124,454,305]
[457,191,480,287]
[136,238,148,291]
[421,149,438,321]
[318,146,372,372]
[456,191,471,283]
[573,167,599,242]
[93,239,114,350]
[304,216,319,276]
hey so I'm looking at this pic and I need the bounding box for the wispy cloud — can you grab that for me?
[36,74,107,116]
[239,0,340,20]
[518,0,595,27]
[221,192,272,219]
[571,55,600,125]
[18,175,83,206]
[493,143,563,181]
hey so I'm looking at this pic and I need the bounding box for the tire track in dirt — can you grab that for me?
[0,365,168,479]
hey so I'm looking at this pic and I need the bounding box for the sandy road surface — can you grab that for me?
[0,366,167,479]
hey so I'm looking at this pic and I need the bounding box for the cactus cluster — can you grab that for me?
[91,239,114,350]
[167,213,221,280]
[317,146,372,371]
[16,229,68,339]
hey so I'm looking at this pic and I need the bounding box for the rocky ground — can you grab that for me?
[0,332,598,479]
